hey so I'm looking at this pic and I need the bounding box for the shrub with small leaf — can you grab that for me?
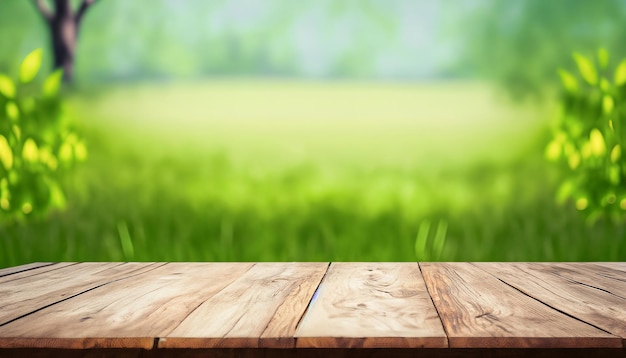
[0,49,86,222]
[546,48,626,223]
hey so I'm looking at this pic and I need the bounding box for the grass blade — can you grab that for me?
[117,221,135,261]
[415,219,431,261]
[432,219,448,261]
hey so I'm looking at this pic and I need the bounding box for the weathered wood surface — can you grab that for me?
[0,263,250,349]
[0,262,624,355]
[160,262,327,349]
[419,262,620,348]
[296,262,447,348]
[475,262,626,347]
[0,262,56,278]
[0,262,161,326]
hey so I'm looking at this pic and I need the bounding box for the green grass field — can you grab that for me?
[1,80,624,267]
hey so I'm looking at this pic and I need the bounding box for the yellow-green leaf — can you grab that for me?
[59,142,73,162]
[576,197,589,210]
[611,145,621,163]
[597,48,609,68]
[22,138,39,162]
[74,141,87,161]
[0,74,15,98]
[0,135,13,170]
[573,52,597,85]
[615,59,626,86]
[603,95,614,115]
[568,152,581,169]
[49,182,66,209]
[556,181,574,204]
[19,48,42,83]
[43,69,63,97]
[6,102,19,120]
[22,202,33,214]
[563,142,576,156]
[609,165,620,184]
[600,78,610,92]
[12,125,20,140]
[589,129,606,156]
[558,69,578,93]
[545,140,562,161]
[0,198,9,210]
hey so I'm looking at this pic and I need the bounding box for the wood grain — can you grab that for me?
[160,262,328,349]
[592,262,626,272]
[0,263,55,277]
[0,348,624,358]
[0,262,158,325]
[295,262,447,348]
[0,262,77,285]
[0,262,624,354]
[475,262,626,345]
[259,263,329,348]
[420,262,620,348]
[0,262,252,349]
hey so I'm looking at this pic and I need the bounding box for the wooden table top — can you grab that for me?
[0,262,624,354]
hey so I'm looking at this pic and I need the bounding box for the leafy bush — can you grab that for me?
[546,49,626,223]
[0,49,86,222]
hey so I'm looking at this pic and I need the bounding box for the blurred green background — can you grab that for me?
[1,0,625,267]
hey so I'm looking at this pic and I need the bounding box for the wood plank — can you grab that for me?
[476,263,626,346]
[0,263,252,349]
[591,262,626,273]
[295,262,447,348]
[0,263,55,277]
[259,263,330,348]
[0,262,159,325]
[0,348,625,358]
[420,262,621,348]
[560,263,626,296]
[0,263,77,285]
[160,262,328,349]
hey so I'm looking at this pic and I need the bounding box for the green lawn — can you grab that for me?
[1,80,624,267]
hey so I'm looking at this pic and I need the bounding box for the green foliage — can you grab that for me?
[1,81,624,266]
[0,49,86,223]
[459,0,626,99]
[19,48,42,84]
[547,50,626,223]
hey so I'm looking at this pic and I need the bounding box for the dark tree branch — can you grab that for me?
[33,0,53,23]
[75,0,96,25]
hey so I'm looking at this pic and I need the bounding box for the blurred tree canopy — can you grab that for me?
[458,0,626,99]
[0,0,624,90]
[0,0,455,82]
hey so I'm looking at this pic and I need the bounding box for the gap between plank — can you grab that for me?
[0,263,56,278]
[292,262,332,338]
[0,263,81,284]
[418,262,451,349]
[156,262,258,343]
[0,262,167,328]
[469,263,621,339]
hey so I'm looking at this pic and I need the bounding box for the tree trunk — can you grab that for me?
[33,0,96,83]
[50,0,77,83]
